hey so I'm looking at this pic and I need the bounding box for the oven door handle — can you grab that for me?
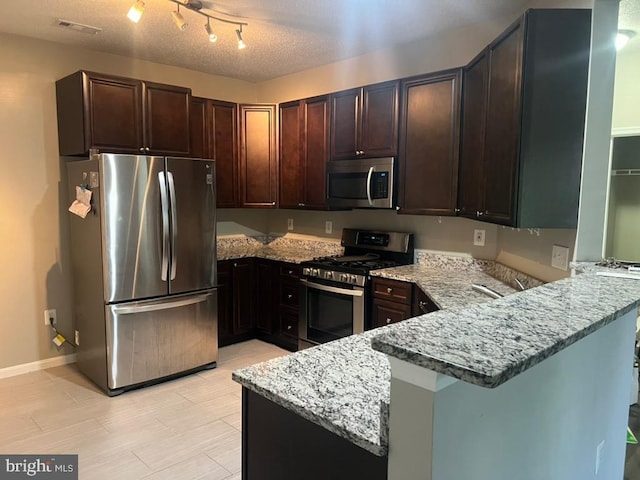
[366,166,374,206]
[301,279,364,297]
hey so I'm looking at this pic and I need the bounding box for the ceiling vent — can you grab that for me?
[56,19,102,35]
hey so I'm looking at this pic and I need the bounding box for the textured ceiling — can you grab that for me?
[0,0,637,82]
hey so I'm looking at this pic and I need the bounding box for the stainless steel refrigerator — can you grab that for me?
[67,153,217,395]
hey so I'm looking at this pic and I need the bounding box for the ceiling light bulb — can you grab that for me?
[127,1,145,23]
[616,30,636,51]
[205,22,217,43]
[171,9,188,31]
[236,29,246,49]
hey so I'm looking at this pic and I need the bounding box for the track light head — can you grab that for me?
[236,28,246,49]
[205,20,217,43]
[171,7,188,31]
[127,1,145,23]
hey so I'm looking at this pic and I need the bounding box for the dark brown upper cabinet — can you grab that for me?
[330,81,399,160]
[190,97,238,207]
[210,100,239,208]
[458,9,591,228]
[56,71,191,157]
[397,69,461,216]
[239,104,278,208]
[279,96,330,210]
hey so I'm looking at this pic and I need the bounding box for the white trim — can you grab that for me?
[389,356,458,392]
[0,354,76,379]
[611,127,640,137]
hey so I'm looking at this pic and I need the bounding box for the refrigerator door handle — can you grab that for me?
[111,292,213,315]
[158,171,170,282]
[167,171,178,281]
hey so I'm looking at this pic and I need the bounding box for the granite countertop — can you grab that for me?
[216,234,343,264]
[370,264,516,309]
[371,272,640,388]
[234,258,640,457]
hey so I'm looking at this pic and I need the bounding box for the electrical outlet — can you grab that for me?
[325,221,333,234]
[75,330,80,346]
[287,218,294,231]
[44,309,57,326]
[595,439,605,475]
[473,229,486,247]
[551,245,569,271]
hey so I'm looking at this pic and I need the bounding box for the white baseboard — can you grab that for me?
[0,354,76,379]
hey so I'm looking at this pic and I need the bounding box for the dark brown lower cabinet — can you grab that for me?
[370,277,439,329]
[217,259,300,351]
[218,259,255,347]
[242,388,387,480]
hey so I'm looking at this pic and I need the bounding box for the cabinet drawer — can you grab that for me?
[280,282,300,307]
[279,309,299,339]
[280,264,302,280]
[372,299,412,328]
[371,278,412,304]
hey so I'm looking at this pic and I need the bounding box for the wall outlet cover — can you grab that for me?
[44,309,57,326]
[287,218,294,231]
[551,245,570,271]
[473,229,486,247]
[325,221,333,234]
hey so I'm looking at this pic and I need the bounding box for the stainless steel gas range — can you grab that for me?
[298,228,414,349]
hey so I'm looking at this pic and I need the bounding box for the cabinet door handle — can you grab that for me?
[139,147,145,152]
[288,270,293,275]
[233,262,238,267]
[287,294,293,299]
[386,287,393,294]
[477,211,484,217]
[287,325,292,330]
[454,208,461,213]
[298,203,305,207]
[386,318,392,324]
[272,201,276,205]
[418,301,429,314]
[145,147,150,152]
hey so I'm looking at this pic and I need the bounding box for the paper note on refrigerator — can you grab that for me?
[68,186,92,219]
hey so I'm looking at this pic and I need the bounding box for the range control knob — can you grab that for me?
[349,275,357,284]
[311,268,319,277]
[339,273,348,283]
[325,271,334,280]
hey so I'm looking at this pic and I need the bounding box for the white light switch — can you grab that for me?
[551,245,569,271]
[287,218,294,231]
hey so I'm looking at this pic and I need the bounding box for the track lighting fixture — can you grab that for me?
[205,19,217,43]
[127,1,145,23]
[171,5,188,31]
[126,0,248,49]
[616,29,636,51]
[236,27,246,50]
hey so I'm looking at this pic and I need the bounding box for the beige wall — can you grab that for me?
[0,33,256,370]
[612,48,640,131]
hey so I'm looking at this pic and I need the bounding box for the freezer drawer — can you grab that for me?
[105,290,218,390]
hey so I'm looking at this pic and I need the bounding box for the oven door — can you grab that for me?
[299,278,365,349]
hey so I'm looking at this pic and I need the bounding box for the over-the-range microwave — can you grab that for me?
[327,157,394,209]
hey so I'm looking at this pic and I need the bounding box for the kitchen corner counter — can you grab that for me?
[370,264,517,309]
[216,235,343,264]
[371,272,640,388]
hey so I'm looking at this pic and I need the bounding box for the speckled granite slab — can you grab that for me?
[371,272,640,388]
[370,264,517,309]
[414,251,544,290]
[233,328,393,456]
[217,234,343,263]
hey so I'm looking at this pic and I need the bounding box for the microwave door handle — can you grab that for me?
[158,171,169,282]
[366,166,374,206]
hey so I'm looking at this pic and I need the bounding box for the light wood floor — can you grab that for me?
[0,340,289,480]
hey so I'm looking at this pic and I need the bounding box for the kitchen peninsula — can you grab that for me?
[233,259,640,479]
